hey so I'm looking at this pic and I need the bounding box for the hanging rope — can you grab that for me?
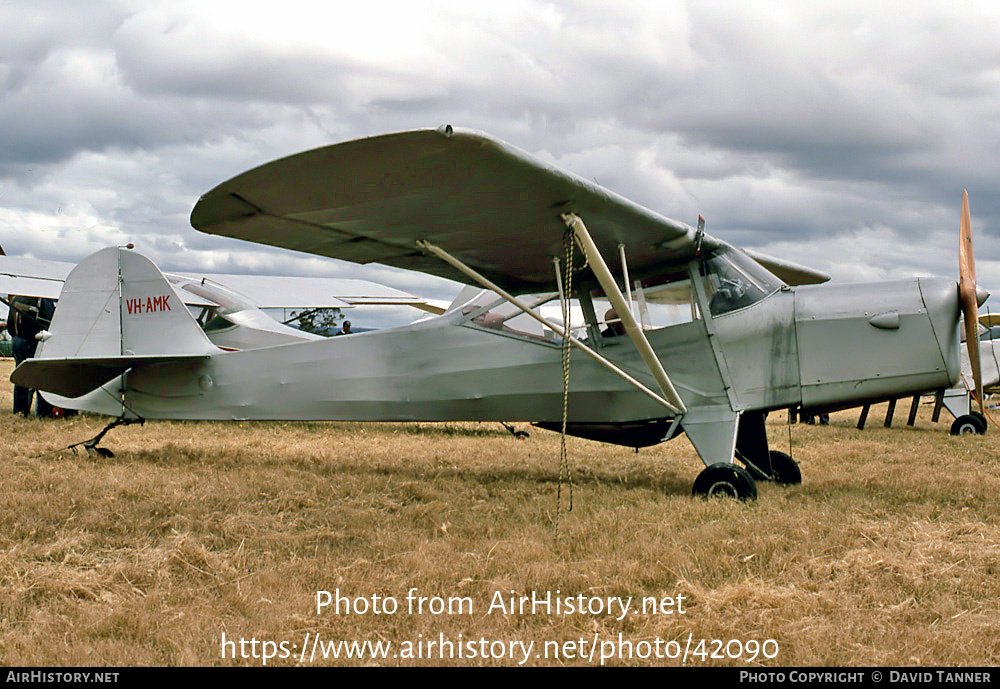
[787,407,794,459]
[557,228,576,515]
[961,372,1000,429]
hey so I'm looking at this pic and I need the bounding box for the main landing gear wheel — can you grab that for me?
[737,450,802,485]
[692,463,757,501]
[951,414,987,436]
[765,450,802,485]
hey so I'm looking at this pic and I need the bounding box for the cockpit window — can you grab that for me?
[636,277,700,328]
[168,277,257,316]
[203,314,237,332]
[460,291,563,342]
[699,247,782,316]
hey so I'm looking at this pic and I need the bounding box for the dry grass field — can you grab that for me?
[1,357,998,666]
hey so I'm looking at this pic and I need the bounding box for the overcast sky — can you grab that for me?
[2,0,999,307]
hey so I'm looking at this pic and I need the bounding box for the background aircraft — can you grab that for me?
[0,252,442,350]
[12,127,983,500]
[929,325,999,435]
[847,331,997,436]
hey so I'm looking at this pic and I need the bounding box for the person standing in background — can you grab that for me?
[7,295,55,417]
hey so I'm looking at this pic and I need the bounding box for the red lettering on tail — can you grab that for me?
[125,295,173,315]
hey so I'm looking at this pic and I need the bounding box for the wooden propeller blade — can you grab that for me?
[958,190,984,414]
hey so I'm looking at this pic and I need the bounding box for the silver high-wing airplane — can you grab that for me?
[12,127,985,500]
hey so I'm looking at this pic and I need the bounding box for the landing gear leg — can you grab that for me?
[942,387,987,435]
[683,409,758,500]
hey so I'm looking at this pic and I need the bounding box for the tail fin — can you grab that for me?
[12,247,215,397]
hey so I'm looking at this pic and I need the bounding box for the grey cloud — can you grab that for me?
[1,0,999,300]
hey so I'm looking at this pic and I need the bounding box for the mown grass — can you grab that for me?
[0,358,997,666]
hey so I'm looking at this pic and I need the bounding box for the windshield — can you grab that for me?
[699,246,782,316]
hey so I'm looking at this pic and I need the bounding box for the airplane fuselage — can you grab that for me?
[65,276,960,456]
[28,244,961,469]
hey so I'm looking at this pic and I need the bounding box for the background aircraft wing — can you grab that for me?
[979,313,1000,329]
[191,127,721,295]
[0,254,438,313]
[173,273,434,311]
[0,255,74,300]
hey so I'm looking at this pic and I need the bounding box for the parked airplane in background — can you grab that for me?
[849,197,995,438]
[933,325,1000,435]
[12,127,984,500]
[0,251,442,350]
[851,329,997,437]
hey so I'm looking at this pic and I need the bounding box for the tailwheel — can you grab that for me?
[766,450,802,485]
[951,414,986,436]
[692,463,757,501]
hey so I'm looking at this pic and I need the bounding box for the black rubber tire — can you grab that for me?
[767,450,802,485]
[692,463,757,501]
[951,414,986,436]
[970,411,988,434]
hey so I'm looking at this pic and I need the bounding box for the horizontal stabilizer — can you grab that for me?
[12,354,208,398]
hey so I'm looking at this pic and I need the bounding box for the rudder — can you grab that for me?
[37,246,216,359]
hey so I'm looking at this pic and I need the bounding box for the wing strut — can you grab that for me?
[561,213,687,414]
[415,240,684,415]
[618,243,634,319]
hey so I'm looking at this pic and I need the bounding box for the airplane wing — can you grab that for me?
[191,126,719,295]
[741,249,830,286]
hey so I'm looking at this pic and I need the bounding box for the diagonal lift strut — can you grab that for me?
[561,212,687,415]
[416,239,684,415]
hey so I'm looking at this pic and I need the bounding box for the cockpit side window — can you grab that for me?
[699,247,782,317]
[203,314,237,332]
[633,276,699,328]
[460,291,561,342]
